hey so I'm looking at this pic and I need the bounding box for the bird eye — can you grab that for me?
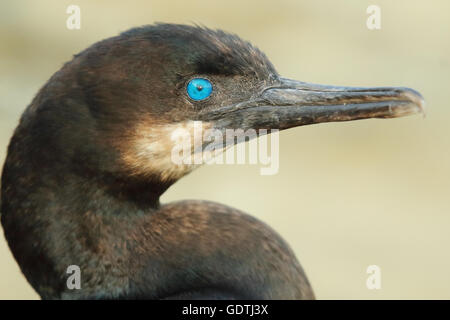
[186,78,213,101]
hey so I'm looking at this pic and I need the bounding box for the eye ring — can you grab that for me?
[186,78,213,101]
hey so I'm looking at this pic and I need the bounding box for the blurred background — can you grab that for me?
[0,0,449,299]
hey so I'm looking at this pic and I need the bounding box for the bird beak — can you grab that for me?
[203,77,425,131]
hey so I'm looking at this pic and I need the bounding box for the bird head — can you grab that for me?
[20,24,424,192]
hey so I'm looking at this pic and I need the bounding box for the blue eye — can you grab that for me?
[186,78,213,101]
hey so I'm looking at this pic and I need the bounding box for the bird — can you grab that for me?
[0,23,424,300]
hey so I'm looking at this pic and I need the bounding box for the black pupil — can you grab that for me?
[196,85,203,91]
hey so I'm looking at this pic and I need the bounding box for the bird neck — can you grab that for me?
[1,155,173,297]
[3,161,314,299]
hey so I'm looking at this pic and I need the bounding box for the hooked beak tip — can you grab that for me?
[403,88,426,118]
[381,87,426,120]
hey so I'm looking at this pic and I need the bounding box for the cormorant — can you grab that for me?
[0,24,424,300]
